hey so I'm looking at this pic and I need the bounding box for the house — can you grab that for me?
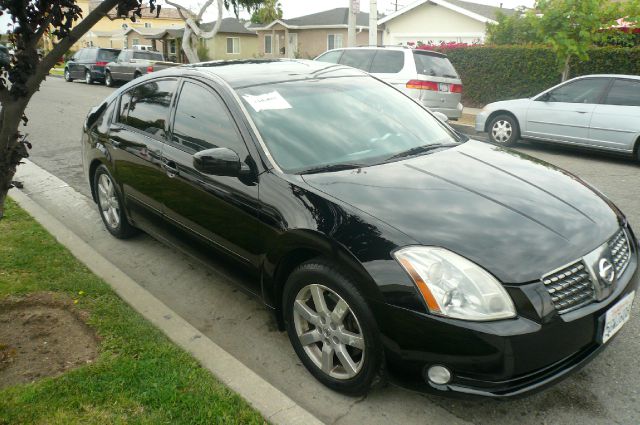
[148,18,259,63]
[250,7,384,59]
[378,0,515,46]
[56,1,184,50]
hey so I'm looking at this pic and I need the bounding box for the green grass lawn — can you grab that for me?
[50,68,64,77]
[0,198,266,424]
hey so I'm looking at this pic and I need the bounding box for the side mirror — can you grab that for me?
[433,111,449,124]
[194,147,245,177]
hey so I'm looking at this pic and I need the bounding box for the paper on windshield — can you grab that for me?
[242,91,292,112]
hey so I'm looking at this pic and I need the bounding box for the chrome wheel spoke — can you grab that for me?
[294,299,320,326]
[321,343,334,373]
[338,329,364,350]
[335,345,358,377]
[299,329,321,346]
[330,299,349,324]
[310,285,329,315]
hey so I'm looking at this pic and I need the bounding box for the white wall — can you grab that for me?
[383,2,488,45]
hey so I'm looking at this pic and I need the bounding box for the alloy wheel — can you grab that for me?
[105,73,113,87]
[97,174,120,229]
[85,71,91,84]
[491,120,513,144]
[292,284,365,380]
[64,69,70,81]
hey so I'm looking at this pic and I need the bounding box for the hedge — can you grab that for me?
[440,45,640,107]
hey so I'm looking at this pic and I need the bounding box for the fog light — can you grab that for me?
[427,365,452,385]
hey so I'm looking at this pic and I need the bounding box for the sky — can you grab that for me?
[0,0,536,34]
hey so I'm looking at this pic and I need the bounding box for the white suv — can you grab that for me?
[315,46,463,119]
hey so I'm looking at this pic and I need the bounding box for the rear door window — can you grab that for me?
[316,50,343,64]
[120,79,177,138]
[339,50,376,72]
[604,79,640,107]
[413,52,458,78]
[370,50,404,74]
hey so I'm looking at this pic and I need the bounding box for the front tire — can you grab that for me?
[105,71,115,87]
[488,114,520,146]
[283,260,384,395]
[64,68,73,82]
[93,165,137,239]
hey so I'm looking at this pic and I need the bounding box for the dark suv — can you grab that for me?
[64,47,120,84]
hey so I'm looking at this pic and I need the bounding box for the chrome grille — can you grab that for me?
[542,261,595,313]
[609,229,631,276]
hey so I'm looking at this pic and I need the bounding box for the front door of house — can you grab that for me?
[288,33,298,59]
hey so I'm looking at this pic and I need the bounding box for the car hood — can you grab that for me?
[302,141,620,283]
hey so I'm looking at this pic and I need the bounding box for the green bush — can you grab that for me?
[442,45,640,107]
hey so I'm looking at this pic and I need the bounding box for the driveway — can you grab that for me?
[17,77,640,425]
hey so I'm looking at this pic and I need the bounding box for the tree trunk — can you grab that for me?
[0,98,30,219]
[561,55,571,82]
[181,25,200,64]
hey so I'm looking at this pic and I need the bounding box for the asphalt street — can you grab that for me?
[17,76,640,424]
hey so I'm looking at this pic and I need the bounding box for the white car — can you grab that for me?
[315,46,464,120]
[476,74,640,160]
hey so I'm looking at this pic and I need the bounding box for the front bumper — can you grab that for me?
[475,110,489,132]
[374,250,639,398]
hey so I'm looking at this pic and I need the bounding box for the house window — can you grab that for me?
[226,37,240,54]
[132,38,140,46]
[169,40,176,54]
[327,34,343,50]
[144,23,151,28]
[264,34,272,54]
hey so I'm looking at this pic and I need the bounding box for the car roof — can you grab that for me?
[181,59,368,89]
[572,74,640,80]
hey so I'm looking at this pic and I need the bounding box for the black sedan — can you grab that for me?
[81,60,638,398]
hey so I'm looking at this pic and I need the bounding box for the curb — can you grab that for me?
[9,160,324,425]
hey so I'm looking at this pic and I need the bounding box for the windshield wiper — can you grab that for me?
[299,163,365,175]
[384,143,457,162]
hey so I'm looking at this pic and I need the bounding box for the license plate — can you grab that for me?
[601,291,635,344]
[439,83,449,92]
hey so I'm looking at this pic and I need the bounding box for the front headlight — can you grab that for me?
[395,246,516,321]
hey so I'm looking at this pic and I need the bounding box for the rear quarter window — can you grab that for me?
[98,49,120,62]
[339,50,376,72]
[413,52,458,78]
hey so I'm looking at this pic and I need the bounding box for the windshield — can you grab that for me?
[239,77,460,173]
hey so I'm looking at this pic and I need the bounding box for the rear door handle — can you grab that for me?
[575,111,588,114]
[162,159,179,178]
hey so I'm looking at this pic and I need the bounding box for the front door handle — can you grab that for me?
[162,159,179,178]
[575,111,588,114]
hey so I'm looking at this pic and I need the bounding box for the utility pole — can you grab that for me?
[369,0,377,46]
[348,0,358,47]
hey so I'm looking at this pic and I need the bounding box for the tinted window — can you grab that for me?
[316,50,343,64]
[171,82,246,154]
[546,78,609,104]
[116,50,127,62]
[605,79,640,107]
[97,49,119,62]
[370,50,404,74]
[84,49,97,61]
[339,50,375,71]
[122,79,176,138]
[413,52,458,78]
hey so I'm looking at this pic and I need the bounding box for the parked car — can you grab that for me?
[476,74,640,159]
[315,46,463,119]
[105,50,178,87]
[64,47,120,84]
[0,44,10,68]
[82,60,637,398]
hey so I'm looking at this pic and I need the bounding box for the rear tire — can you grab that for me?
[93,165,137,239]
[488,113,520,146]
[85,70,93,85]
[64,68,72,82]
[283,259,384,395]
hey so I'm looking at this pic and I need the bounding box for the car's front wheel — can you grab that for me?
[64,68,72,82]
[488,114,520,146]
[93,165,137,239]
[105,71,114,87]
[284,260,384,395]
